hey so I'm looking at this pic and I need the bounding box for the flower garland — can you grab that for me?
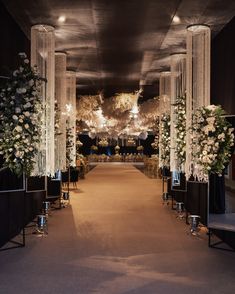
[174,95,186,170]
[0,53,43,177]
[159,113,171,167]
[191,105,234,181]
[66,125,75,167]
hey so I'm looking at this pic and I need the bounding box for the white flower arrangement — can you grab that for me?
[159,113,171,167]
[0,53,43,176]
[192,105,234,181]
[174,95,186,170]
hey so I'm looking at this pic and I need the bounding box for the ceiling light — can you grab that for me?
[58,15,66,23]
[173,15,180,24]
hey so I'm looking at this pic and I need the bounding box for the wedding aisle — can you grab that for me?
[0,163,235,294]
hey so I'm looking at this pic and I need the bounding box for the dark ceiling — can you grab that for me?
[2,0,235,98]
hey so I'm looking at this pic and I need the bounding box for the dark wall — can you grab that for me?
[211,17,235,115]
[0,0,29,77]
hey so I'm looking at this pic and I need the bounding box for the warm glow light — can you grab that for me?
[173,15,180,24]
[131,105,139,114]
[66,103,72,113]
[58,15,66,23]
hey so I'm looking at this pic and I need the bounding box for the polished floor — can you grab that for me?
[0,164,235,294]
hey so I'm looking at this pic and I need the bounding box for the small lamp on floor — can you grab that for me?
[61,192,70,207]
[175,202,184,219]
[35,214,48,235]
[42,201,51,218]
[189,215,200,235]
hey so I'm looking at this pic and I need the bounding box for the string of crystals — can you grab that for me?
[185,24,211,180]
[170,53,186,172]
[66,71,77,167]
[31,24,55,176]
[55,52,67,171]
[159,72,171,168]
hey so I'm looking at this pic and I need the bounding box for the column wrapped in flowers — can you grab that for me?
[159,113,171,168]
[191,105,234,182]
[0,53,43,176]
[173,95,186,171]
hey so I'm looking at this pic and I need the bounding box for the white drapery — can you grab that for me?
[185,24,211,180]
[159,72,171,168]
[66,71,77,167]
[170,53,186,172]
[55,52,67,171]
[31,24,55,176]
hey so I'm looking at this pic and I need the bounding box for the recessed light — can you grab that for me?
[173,15,180,24]
[58,15,66,23]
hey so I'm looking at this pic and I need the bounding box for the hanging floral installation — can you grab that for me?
[174,95,186,171]
[76,92,160,141]
[76,94,103,121]
[0,53,43,177]
[190,105,234,182]
[159,114,171,168]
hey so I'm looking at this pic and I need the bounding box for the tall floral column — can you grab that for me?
[31,24,55,176]
[66,71,76,167]
[185,24,211,180]
[159,72,171,169]
[55,52,67,171]
[170,53,186,172]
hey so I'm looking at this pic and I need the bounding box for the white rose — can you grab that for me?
[24,111,30,117]
[29,80,34,87]
[13,70,19,76]
[19,52,27,58]
[206,105,217,111]
[12,115,18,120]
[15,125,22,132]
[24,102,32,109]
[24,124,29,129]
[15,107,21,113]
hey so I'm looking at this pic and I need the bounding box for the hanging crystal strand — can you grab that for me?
[159,71,171,168]
[170,53,186,172]
[55,52,67,171]
[185,24,211,181]
[31,24,55,176]
[66,71,77,167]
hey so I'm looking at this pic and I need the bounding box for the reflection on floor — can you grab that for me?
[209,213,235,232]
[1,163,235,294]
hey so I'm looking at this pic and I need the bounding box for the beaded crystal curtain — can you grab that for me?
[159,72,171,168]
[66,71,77,167]
[170,53,186,172]
[31,25,55,176]
[55,53,67,171]
[185,25,211,180]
